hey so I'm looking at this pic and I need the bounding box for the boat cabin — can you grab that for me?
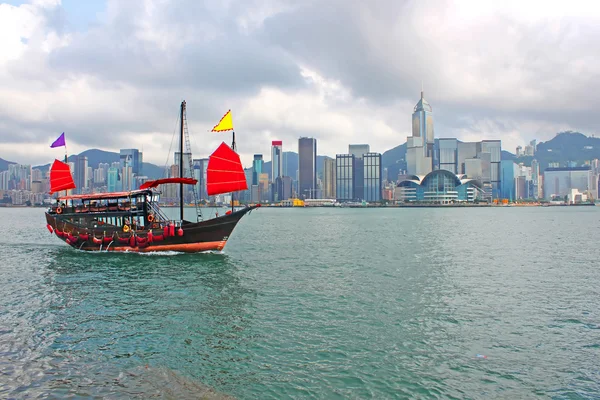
[48,189,165,231]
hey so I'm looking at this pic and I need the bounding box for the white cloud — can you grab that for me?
[1,0,599,168]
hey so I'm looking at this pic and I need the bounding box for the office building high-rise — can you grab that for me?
[481,140,502,198]
[323,158,336,199]
[174,152,192,178]
[107,167,119,193]
[74,155,88,194]
[120,149,142,175]
[438,138,458,174]
[407,90,434,175]
[336,154,355,201]
[271,141,283,181]
[275,176,293,201]
[252,154,263,186]
[193,158,209,200]
[363,153,382,202]
[298,137,317,199]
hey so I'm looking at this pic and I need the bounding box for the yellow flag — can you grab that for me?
[211,110,234,132]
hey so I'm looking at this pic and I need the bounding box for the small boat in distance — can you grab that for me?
[45,101,258,253]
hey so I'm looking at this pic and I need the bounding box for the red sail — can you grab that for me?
[207,142,248,196]
[139,177,198,189]
[49,159,76,194]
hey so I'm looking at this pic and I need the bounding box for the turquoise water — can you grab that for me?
[1,206,599,399]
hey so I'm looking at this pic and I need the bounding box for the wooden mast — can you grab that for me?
[180,101,185,223]
[231,130,236,213]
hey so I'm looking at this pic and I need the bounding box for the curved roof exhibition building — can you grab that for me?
[396,169,484,203]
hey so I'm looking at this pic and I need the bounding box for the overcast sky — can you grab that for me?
[1,0,599,167]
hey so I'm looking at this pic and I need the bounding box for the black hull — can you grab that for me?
[45,206,258,253]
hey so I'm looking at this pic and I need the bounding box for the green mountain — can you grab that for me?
[33,149,167,179]
[0,158,16,172]
[526,131,600,170]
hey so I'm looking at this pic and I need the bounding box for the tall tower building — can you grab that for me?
[120,149,142,175]
[298,137,317,199]
[363,153,382,202]
[407,90,434,175]
[252,155,263,186]
[271,141,283,181]
[74,155,88,194]
[323,158,336,199]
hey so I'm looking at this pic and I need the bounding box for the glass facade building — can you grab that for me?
[543,167,592,199]
[481,140,501,198]
[271,141,283,181]
[397,170,484,203]
[363,153,382,202]
[298,137,317,199]
[323,158,336,199]
[500,160,518,201]
[438,138,458,174]
[336,154,355,201]
[120,149,142,175]
[252,154,263,186]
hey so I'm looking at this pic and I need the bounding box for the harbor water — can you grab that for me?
[1,206,599,399]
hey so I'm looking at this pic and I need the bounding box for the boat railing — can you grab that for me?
[147,201,170,223]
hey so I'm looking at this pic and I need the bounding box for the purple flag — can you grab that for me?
[50,132,65,148]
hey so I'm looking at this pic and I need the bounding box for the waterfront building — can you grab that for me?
[396,170,484,203]
[275,176,293,201]
[74,156,88,194]
[543,167,592,199]
[481,140,501,198]
[252,154,263,186]
[193,158,209,200]
[120,149,143,175]
[500,160,518,201]
[438,138,458,174]
[336,154,355,201]
[406,90,434,175]
[259,173,270,202]
[363,153,382,202]
[323,158,336,199]
[271,141,283,181]
[298,137,317,199]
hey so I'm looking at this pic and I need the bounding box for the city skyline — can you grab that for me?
[2,1,599,168]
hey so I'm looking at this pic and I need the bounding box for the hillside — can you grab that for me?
[0,157,16,172]
[33,149,167,179]
[530,131,600,170]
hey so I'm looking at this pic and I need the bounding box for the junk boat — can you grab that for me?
[44,101,258,253]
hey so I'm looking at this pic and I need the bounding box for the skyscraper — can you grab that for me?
[271,141,283,181]
[174,152,192,178]
[336,154,355,201]
[107,167,119,193]
[481,140,502,198]
[193,158,209,200]
[120,149,142,175]
[74,155,88,194]
[298,137,317,199]
[407,90,434,175]
[252,154,263,186]
[363,153,382,202]
[323,158,336,199]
